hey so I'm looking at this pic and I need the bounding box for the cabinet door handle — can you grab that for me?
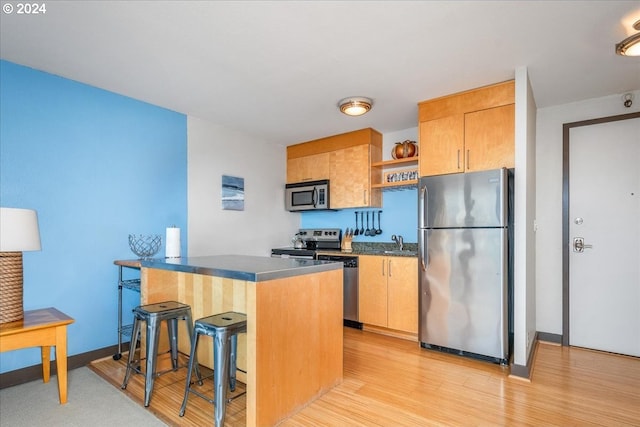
[457,150,461,169]
[388,259,392,277]
[466,149,470,170]
[381,259,385,276]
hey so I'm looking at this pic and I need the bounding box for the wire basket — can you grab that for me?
[128,234,162,259]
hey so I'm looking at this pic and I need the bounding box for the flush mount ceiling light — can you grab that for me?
[338,97,373,116]
[616,19,640,56]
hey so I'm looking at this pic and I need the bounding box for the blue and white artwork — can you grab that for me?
[222,175,244,211]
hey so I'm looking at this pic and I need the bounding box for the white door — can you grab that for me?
[569,117,640,356]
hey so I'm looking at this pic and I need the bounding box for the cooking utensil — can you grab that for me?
[354,212,359,236]
[376,210,382,234]
[371,211,377,235]
[363,212,369,236]
[372,213,377,235]
[365,211,371,236]
[360,212,364,235]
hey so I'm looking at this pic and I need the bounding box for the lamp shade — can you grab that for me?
[0,207,41,252]
[0,207,41,323]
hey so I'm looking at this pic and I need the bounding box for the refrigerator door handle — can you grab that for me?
[419,184,427,228]
[419,229,428,271]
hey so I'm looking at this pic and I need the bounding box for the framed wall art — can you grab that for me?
[221,175,244,211]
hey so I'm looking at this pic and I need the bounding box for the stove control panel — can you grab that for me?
[297,228,342,242]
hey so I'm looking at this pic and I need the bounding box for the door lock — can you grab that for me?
[573,237,593,253]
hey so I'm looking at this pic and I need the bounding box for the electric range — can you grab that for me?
[271,228,342,259]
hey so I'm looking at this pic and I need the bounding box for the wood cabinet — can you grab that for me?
[358,255,418,335]
[358,255,387,327]
[464,104,515,171]
[286,128,382,209]
[418,80,515,177]
[330,144,379,208]
[419,115,464,176]
[286,152,329,183]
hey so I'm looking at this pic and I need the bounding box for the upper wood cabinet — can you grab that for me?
[464,104,515,172]
[330,144,376,209]
[419,114,464,176]
[286,128,382,209]
[418,80,515,177]
[286,152,329,183]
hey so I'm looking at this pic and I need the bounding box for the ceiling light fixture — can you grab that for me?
[616,19,640,56]
[338,97,373,116]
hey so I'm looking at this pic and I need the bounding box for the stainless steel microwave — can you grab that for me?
[285,180,330,211]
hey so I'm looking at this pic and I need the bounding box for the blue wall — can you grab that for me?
[0,61,188,373]
[301,189,418,242]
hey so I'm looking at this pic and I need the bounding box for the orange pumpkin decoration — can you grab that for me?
[391,140,418,159]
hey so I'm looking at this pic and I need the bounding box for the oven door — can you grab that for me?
[270,248,315,260]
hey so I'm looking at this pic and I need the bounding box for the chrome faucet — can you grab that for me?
[391,235,404,251]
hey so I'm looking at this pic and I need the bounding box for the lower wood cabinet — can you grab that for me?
[358,255,418,335]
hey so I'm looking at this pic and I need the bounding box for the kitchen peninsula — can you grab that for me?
[139,255,343,427]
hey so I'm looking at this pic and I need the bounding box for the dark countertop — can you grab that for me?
[317,242,418,257]
[140,255,342,282]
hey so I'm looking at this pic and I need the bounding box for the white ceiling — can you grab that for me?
[1,1,639,146]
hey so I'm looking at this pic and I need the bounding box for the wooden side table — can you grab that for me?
[0,307,75,404]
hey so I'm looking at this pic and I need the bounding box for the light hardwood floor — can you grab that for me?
[89,327,640,426]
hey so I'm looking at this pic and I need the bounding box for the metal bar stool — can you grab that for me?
[121,301,201,407]
[179,311,247,427]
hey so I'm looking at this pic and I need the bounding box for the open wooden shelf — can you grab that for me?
[372,156,419,190]
[371,180,418,189]
[371,157,418,168]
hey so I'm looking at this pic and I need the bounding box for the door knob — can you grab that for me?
[573,237,593,253]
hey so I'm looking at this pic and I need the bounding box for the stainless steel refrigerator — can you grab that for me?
[418,168,512,364]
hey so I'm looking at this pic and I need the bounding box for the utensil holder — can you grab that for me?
[341,236,353,253]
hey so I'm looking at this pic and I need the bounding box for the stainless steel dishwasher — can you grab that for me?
[315,254,361,329]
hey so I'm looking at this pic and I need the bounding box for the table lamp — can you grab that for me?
[0,207,41,324]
